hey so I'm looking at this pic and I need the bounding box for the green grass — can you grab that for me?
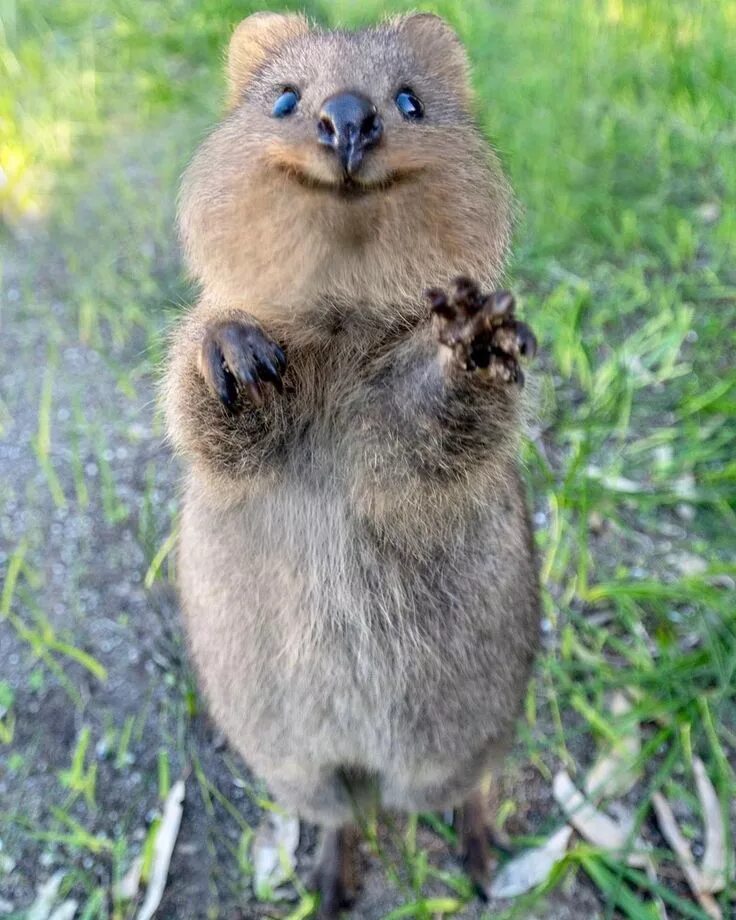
[2,0,735,917]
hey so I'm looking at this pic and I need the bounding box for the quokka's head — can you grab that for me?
[179,13,512,332]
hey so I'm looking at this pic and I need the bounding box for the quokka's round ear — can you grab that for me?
[394,13,471,101]
[226,12,310,107]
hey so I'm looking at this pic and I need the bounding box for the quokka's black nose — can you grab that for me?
[317,91,383,177]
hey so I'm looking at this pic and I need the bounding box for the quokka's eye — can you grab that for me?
[272,88,300,118]
[395,88,424,120]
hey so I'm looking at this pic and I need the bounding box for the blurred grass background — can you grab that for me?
[1,0,735,917]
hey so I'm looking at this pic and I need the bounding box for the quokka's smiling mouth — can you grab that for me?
[262,139,428,200]
[273,160,424,198]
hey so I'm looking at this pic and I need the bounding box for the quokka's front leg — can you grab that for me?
[347,279,537,528]
[164,306,290,486]
[419,274,537,478]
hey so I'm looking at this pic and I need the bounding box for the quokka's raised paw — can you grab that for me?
[427,277,537,385]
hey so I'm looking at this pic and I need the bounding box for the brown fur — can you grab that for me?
[164,11,539,903]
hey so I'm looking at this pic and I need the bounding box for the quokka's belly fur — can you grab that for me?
[179,474,539,820]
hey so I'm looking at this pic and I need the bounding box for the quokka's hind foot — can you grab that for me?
[454,786,497,901]
[427,277,537,386]
[310,825,362,919]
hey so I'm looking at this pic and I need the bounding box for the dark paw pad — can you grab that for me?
[200,320,287,408]
[427,277,537,385]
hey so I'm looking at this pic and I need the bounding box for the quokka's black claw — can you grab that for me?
[515,321,537,359]
[452,276,485,314]
[488,290,515,317]
[426,287,456,320]
[503,357,524,386]
[200,321,287,409]
[273,344,287,373]
[202,335,238,407]
[257,356,284,393]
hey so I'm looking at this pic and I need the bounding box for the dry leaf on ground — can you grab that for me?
[489,824,573,898]
[553,771,649,867]
[693,757,727,894]
[137,779,186,920]
[585,692,641,801]
[115,855,143,902]
[28,872,65,920]
[48,903,78,920]
[651,791,722,920]
[252,811,300,900]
